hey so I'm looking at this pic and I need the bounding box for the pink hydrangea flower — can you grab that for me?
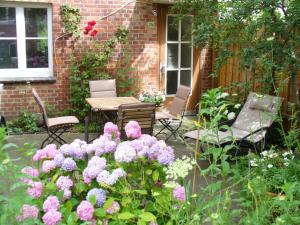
[104,122,120,140]
[17,204,39,222]
[42,160,56,173]
[43,196,59,212]
[125,121,142,139]
[76,200,94,221]
[21,166,39,177]
[27,181,43,198]
[173,185,186,202]
[56,176,73,190]
[33,144,58,161]
[42,209,62,225]
[63,189,72,200]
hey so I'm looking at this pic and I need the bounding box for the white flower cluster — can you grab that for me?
[216,92,229,100]
[250,150,295,168]
[164,155,196,182]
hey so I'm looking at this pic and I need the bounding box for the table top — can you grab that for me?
[86,97,140,110]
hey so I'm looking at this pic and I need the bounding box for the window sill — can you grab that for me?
[0,77,56,83]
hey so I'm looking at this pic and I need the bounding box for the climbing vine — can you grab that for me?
[60,4,82,37]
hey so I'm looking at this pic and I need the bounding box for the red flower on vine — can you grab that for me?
[88,20,96,26]
[83,20,98,37]
[90,29,98,37]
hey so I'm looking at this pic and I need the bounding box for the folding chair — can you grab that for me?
[117,103,156,139]
[184,92,282,152]
[32,89,79,148]
[85,79,117,142]
[155,85,191,141]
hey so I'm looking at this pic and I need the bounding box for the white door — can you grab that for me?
[165,15,193,95]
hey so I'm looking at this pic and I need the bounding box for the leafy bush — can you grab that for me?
[198,87,242,123]
[6,110,40,134]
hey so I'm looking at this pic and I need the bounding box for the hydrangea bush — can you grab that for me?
[17,121,189,225]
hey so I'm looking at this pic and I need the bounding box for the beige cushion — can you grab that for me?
[249,96,273,112]
[89,79,117,98]
[47,116,79,128]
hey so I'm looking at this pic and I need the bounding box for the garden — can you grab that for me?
[1,0,300,225]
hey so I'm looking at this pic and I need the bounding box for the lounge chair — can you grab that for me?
[155,85,191,141]
[32,88,79,148]
[184,92,282,151]
[118,103,156,139]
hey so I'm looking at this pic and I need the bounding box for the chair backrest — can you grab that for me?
[232,92,282,133]
[117,103,156,138]
[32,88,49,127]
[169,85,191,117]
[89,79,117,98]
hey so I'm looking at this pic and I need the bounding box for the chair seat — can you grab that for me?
[47,116,79,128]
[156,111,178,120]
[184,127,265,144]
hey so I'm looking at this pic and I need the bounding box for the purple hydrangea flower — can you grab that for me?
[42,160,56,173]
[21,167,39,177]
[112,168,126,178]
[54,153,65,167]
[17,204,39,222]
[138,134,157,147]
[157,146,175,165]
[61,158,77,171]
[27,181,43,198]
[86,188,106,207]
[59,144,74,157]
[33,144,58,161]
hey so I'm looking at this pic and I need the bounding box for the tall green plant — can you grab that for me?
[69,28,128,119]
[173,0,300,111]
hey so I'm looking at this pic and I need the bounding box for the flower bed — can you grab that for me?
[17,121,191,225]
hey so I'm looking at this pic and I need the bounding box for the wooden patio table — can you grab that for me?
[84,97,140,142]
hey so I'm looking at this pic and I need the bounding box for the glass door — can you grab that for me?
[165,15,193,95]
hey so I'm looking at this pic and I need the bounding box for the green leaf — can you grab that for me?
[45,182,56,192]
[88,195,97,206]
[118,212,135,220]
[137,219,147,225]
[152,170,159,182]
[67,212,78,225]
[146,169,152,175]
[134,190,148,195]
[222,160,230,176]
[139,212,156,222]
[121,196,132,206]
[94,208,105,218]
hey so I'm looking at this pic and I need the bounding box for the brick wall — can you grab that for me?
[1,0,159,119]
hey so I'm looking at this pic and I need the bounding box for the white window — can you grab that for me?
[0,3,53,80]
[165,15,193,95]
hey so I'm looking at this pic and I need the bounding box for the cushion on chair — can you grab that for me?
[249,95,273,112]
[89,79,117,98]
[47,116,79,128]
[155,111,178,120]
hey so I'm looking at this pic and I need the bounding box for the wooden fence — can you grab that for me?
[213,46,300,116]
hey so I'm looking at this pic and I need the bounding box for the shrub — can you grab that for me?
[16,121,197,224]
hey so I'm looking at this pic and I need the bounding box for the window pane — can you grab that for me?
[167,16,178,41]
[167,44,178,69]
[25,8,48,37]
[0,7,16,37]
[0,40,18,68]
[181,16,192,41]
[181,44,192,68]
[166,71,178,95]
[26,39,48,68]
[180,70,191,87]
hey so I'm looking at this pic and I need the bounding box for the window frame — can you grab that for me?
[165,14,193,96]
[0,2,53,81]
